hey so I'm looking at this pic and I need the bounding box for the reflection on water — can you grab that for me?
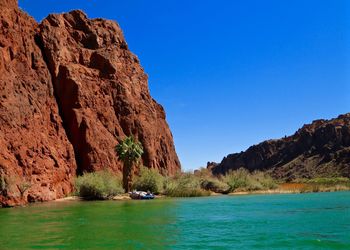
[0,192,350,249]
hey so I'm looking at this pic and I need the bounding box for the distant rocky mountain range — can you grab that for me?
[209,113,350,180]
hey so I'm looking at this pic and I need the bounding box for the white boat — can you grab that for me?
[129,191,155,200]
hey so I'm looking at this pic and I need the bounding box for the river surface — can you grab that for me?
[0,191,349,249]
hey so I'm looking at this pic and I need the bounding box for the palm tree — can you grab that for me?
[115,136,144,192]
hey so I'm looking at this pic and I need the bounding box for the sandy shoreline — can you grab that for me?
[52,186,350,203]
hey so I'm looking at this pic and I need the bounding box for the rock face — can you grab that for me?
[0,1,180,206]
[0,1,76,206]
[211,114,350,180]
[37,10,180,176]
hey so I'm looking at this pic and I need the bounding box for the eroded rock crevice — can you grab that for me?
[34,33,83,176]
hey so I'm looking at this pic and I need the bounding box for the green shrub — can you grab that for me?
[194,167,212,179]
[223,168,277,192]
[306,177,350,186]
[251,171,278,189]
[223,168,257,191]
[164,172,210,197]
[18,181,31,197]
[133,167,164,194]
[200,178,230,193]
[194,167,230,193]
[75,171,123,200]
[0,175,6,193]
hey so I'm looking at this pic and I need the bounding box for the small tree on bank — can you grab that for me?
[115,136,144,192]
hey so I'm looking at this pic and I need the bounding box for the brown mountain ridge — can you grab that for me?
[210,113,350,180]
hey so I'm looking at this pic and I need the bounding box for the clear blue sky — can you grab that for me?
[19,0,350,171]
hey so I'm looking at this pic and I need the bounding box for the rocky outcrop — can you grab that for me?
[0,1,180,206]
[37,10,180,176]
[211,114,350,180]
[0,1,76,206]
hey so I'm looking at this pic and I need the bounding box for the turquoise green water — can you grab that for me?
[0,192,349,249]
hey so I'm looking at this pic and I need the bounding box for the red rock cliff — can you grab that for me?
[0,1,180,206]
[0,1,76,206]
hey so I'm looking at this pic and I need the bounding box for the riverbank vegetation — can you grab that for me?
[222,168,277,192]
[115,136,144,193]
[163,172,210,197]
[74,167,282,199]
[279,177,350,193]
[74,167,350,200]
[75,171,124,200]
[132,167,164,194]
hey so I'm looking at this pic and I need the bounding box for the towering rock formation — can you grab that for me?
[211,114,350,180]
[0,1,180,207]
[0,0,76,206]
[37,10,180,176]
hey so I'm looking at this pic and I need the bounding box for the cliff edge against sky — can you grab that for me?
[0,0,180,207]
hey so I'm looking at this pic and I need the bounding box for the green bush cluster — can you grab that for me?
[133,168,211,197]
[306,177,350,186]
[18,182,31,197]
[133,167,164,194]
[200,178,230,194]
[251,171,278,189]
[193,167,229,193]
[295,177,350,193]
[223,168,277,192]
[164,172,210,197]
[0,175,6,192]
[75,171,124,200]
[74,166,279,199]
